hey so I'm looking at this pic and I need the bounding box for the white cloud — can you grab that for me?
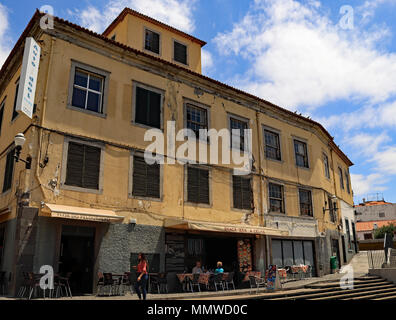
[351,173,388,196]
[0,3,11,68]
[214,0,396,110]
[71,0,196,34]
[201,49,214,74]
[343,132,390,157]
[357,0,396,23]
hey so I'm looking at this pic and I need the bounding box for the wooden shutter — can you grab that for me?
[187,167,209,204]
[174,42,187,64]
[2,149,15,192]
[0,106,4,134]
[132,155,160,198]
[65,142,101,190]
[233,176,252,210]
[135,86,149,126]
[65,142,84,187]
[83,145,101,189]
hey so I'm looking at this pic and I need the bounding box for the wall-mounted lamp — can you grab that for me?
[129,218,137,225]
[323,195,338,215]
[14,133,32,169]
[128,218,137,232]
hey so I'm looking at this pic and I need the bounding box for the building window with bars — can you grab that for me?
[264,129,281,161]
[233,175,253,210]
[131,154,161,199]
[294,139,309,168]
[269,183,285,213]
[145,29,160,54]
[328,196,337,223]
[299,189,313,216]
[186,103,208,139]
[134,84,162,129]
[186,166,210,205]
[64,141,102,191]
[323,153,330,179]
[2,149,15,193]
[174,40,187,65]
[230,116,248,151]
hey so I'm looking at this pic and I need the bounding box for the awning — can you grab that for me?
[43,204,124,223]
[164,218,288,236]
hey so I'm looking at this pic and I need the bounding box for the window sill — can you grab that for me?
[61,183,103,195]
[296,165,310,171]
[231,207,254,214]
[67,105,106,118]
[131,121,163,131]
[129,194,162,202]
[184,202,212,209]
[265,157,283,164]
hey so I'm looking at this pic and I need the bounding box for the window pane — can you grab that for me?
[89,75,103,91]
[74,70,88,87]
[272,240,283,267]
[294,241,304,265]
[303,241,314,266]
[87,92,100,112]
[72,88,87,109]
[282,241,294,266]
[230,118,247,151]
[145,30,160,54]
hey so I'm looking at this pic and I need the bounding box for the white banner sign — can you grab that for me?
[16,37,41,119]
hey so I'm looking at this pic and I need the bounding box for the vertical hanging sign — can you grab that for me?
[15,37,41,119]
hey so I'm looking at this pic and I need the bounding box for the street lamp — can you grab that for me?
[13,133,32,169]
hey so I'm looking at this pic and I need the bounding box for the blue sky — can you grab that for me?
[1,0,396,203]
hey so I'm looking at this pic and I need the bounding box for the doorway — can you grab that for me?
[341,236,347,264]
[331,239,341,268]
[58,226,95,295]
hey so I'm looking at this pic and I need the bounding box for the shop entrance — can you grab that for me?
[58,226,95,295]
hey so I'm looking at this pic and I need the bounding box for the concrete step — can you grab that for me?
[342,288,396,300]
[311,287,396,300]
[269,283,395,300]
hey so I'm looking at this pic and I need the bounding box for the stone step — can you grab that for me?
[311,287,396,300]
[269,283,395,300]
[305,278,385,289]
[342,288,396,300]
[373,294,396,301]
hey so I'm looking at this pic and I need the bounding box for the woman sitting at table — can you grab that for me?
[132,253,149,300]
[214,261,224,274]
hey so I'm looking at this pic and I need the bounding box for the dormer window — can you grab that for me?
[145,29,160,54]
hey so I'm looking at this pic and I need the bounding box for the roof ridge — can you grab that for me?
[102,7,206,46]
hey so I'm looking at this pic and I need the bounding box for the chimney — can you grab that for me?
[362,198,366,203]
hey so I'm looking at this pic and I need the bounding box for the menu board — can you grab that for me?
[237,239,252,272]
[165,234,185,272]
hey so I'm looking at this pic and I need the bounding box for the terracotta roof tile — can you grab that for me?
[356,220,396,232]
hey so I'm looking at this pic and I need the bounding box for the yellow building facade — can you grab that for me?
[0,9,354,295]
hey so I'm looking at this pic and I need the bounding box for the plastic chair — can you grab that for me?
[96,272,104,296]
[249,275,266,294]
[213,273,224,291]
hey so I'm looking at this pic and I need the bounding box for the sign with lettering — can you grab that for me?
[51,211,114,223]
[16,37,41,119]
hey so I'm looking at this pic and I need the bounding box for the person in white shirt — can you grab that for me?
[192,261,203,274]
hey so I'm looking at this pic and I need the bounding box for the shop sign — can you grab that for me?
[16,37,40,119]
[51,211,113,222]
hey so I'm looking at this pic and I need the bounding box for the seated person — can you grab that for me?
[192,261,203,274]
[214,261,224,274]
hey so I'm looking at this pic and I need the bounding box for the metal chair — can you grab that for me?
[213,273,224,291]
[157,273,168,294]
[56,272,72,298]
[249,275,266,294]
[190,273,201,292]
[103,273,115,296]
[96,272,104,296]
[0,271,6,295]
[223,272,235,290]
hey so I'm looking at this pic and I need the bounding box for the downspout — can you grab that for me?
[255,111,265,227]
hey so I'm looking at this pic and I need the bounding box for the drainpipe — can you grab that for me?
[255,111,265,227]
[35,38,55,198]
